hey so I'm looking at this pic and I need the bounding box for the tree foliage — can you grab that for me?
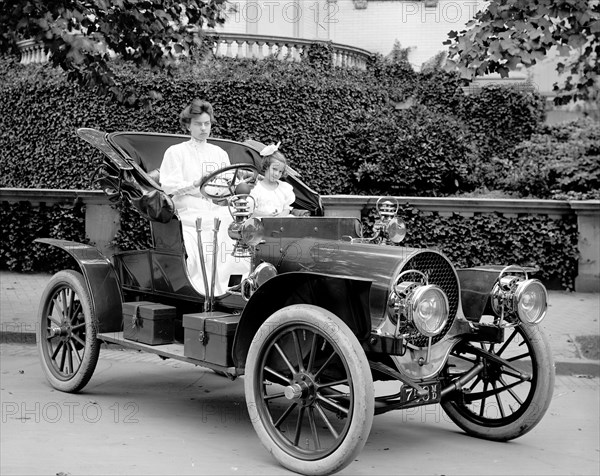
[506,118,600,200]
[445,0,600,104]
[0,0,228,105]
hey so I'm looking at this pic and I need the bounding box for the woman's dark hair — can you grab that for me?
[261,151,288,178]
[179,99,215,131]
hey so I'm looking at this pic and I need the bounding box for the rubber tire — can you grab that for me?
[442,324,555,441]
[245,304,374,476]
[37,270,100,393]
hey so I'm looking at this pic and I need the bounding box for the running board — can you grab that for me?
[97,332,238,378]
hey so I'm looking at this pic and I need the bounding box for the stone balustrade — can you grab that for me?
[16,39,50,65]
[16,33,372,69]
[208,33,371,69]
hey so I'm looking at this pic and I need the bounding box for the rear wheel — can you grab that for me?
[245,305,374,475]
[441,324,554,441]
[37,270,100,393]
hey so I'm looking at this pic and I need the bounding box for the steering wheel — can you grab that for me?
[199,163,259,201]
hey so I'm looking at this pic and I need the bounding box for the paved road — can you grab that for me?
[1,342,598,476]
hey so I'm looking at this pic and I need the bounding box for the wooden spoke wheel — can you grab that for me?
[37,270,100,393]
[245,305,374,475]
[441,324,554,441]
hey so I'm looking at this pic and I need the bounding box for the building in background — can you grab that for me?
[216,0,596,122]
[217,0,487,70]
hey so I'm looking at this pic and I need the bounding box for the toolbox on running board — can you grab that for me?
[122,301,175,345]
[182,312,240,366]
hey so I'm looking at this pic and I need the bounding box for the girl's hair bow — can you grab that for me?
[260,141,281,157]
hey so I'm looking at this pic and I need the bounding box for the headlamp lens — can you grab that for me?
[386,218,407,244]
[254,262,277,287]
[241,218,264,246]
[411,285,449,337]
[515,279,547,324]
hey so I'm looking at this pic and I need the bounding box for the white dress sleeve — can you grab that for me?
[279,181,296,209]
[159,144,197,196]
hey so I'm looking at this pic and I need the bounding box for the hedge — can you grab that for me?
[505,118,600,200]
[0,54,546,196]
[0,51,581,289]
[343,105,473,195]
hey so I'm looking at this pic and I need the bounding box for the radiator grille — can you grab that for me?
[400,251,460,347]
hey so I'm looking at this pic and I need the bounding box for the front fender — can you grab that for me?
[232,272,372,370]
[35,239,123,332]
[456,267,500,321]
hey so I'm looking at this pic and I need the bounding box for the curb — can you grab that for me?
[1,332,36,345]
[555,361,600,378]
[2,331,598,377]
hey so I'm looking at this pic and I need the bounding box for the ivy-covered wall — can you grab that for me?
[0,201,85,272]
[362,205,579,290]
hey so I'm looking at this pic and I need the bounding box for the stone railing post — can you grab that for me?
[570,201,600,292]
[84,194,121,258]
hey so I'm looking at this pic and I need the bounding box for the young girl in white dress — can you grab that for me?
[250,144,296,218]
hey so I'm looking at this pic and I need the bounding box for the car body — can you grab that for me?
[36,129,555,476]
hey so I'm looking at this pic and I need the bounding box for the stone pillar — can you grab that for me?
[85,200,120,259]
[571,201,600,292]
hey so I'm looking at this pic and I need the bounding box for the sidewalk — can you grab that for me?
[1,271,598,375]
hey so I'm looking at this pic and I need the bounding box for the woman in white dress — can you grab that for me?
[159,99,249,297]
[250,145,296,218]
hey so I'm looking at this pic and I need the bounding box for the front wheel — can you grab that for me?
[245,305,374,475]
[441,324,555,441]
[36,270,100,393]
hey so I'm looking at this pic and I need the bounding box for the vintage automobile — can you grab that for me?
[36,128,555,475]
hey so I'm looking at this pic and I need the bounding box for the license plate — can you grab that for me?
[400,382,441,405]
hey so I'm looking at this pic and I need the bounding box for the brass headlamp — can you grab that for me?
[374,198,407,244]
[491,266,548,325]
[388,270,449,339]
